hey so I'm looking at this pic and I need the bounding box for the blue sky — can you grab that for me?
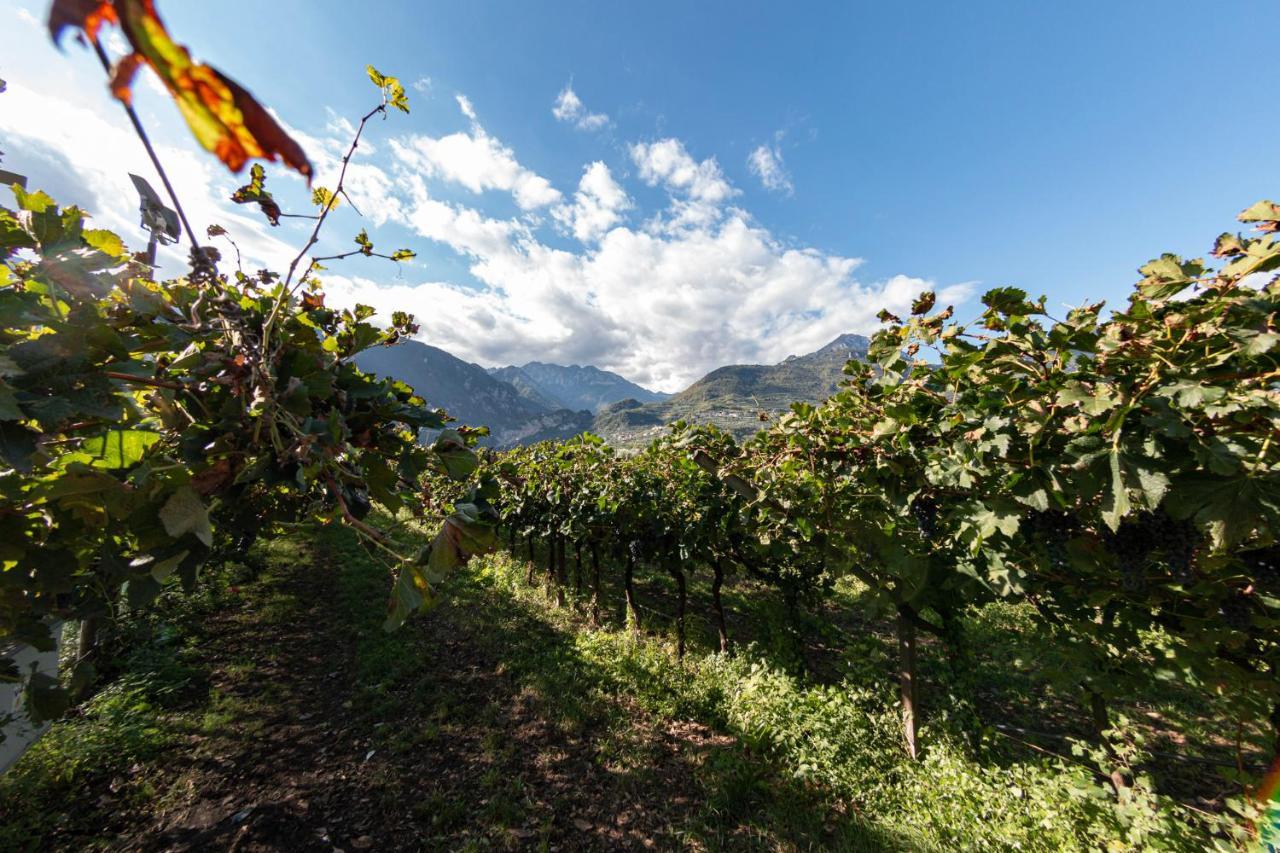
[1,1,1273,390]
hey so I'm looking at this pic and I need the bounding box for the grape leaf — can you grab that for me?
[159,486,213,547]
[51,0,312,180]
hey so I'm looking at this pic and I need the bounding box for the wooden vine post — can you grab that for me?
[897,608,918,760]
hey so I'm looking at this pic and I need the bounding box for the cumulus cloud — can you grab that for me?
[551,84,609,131]
[748,143,793,194]
[1,10,973,395]
[338,187,972,390]
[630,138,736,205]
[389,96,561,210]
[275,100,971,391]
[552,161,631,243]
[340,118,973,389]
[412,76,433,95]
[0,79,297,271]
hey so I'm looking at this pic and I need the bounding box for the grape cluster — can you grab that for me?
[1241,546,1280,590]
[911,497,939,541]
[1102,510,1203,590]
[1147,510,1198,582]
[1105,515,1160,593]
[1220,592,1254,631]
[1023,510,1076,572]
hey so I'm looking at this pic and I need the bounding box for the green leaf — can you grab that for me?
[159,487,213,547]
[910,291,935,316]
[149,549,190,582]
[1238,200,1280,228]
[123,573,162,609]
[80,429,160,469]
[1101,448,1131,531]
[82,228,127,260]
[12,186,55,213]
[0,382,22,420]
[1136,254,1196,299]
[1155,379,1225,409]
[971,503,1021,539]
[433,429,478,480]
[366,65,409,113]
[1166,475,1280,550]
[311,186,337,210]
[1057,382,1118,415]
[982,287,1030,314]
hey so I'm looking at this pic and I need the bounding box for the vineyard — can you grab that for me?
[1,1,1279,850]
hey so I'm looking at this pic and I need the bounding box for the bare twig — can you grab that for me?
[210,229,243,275]
[103,371,186,390]
[311,249,401,264]
[324,473,392,545]
[259,102,385,356]
[281,103,384,293]
[338,188,364,217]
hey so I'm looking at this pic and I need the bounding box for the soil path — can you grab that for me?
[125,536,732,851]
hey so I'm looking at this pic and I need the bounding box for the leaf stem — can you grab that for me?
[102,371,186,390]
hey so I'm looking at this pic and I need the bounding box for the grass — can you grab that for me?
[399,537,1221,848]
[0,520,1258,850]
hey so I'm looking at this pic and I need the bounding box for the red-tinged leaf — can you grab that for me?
[217,69,312,179]
[107,52,145,105]
[231,164,283,226]
[47,0,115,46]
[55,0,313,182]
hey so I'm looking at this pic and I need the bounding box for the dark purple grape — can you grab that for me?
[912,498,939,541]
[1105,513,1161,593]
[1025,510,1075,572]
[1220,592,1253,631]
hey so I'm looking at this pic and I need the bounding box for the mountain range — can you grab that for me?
[354,333,870,448]
[488,362,670,413]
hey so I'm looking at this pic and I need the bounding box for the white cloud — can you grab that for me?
[0,23,973,395]
[748,143,792,194]
[338,160,973,390]
[551,87,583,121]
[551,84,609,132]
[389,97,561,210]
[552,161,631,243]
[399,173,528,260]
[0,79,298,272]
[455,94,477,122]
[324,108,359,145]
[412,76,433,95]
[630,138,736,205]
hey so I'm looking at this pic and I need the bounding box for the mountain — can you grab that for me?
[354,333,870,450]
[488,362,670,413]
[353,340,592,447]
[592,334,870,447]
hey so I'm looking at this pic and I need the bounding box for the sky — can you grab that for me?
[1,1,1274,392]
